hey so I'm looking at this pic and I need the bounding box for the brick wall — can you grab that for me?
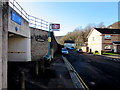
[102,34,120,51]
[117,45,120,53]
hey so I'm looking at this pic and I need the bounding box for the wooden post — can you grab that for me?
[20,71,25,90]
[35,61,39,76]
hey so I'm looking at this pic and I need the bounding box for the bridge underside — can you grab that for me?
[8,32,31,61]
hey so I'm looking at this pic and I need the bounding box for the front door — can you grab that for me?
[113,45,117,53]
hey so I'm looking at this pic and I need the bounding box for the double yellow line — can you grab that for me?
[62,56,89,90]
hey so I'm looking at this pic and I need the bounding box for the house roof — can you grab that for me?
[113,41,120,45]
[95,28,120,34]
[64,40,75,43]
[107,21,120,29]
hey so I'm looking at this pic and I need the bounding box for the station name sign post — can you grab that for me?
[51,24,60,31]
[45,23,60,63]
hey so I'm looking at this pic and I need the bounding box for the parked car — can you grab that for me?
[77,49,83,53]
[69,47,74,50]
[61,48,69,55]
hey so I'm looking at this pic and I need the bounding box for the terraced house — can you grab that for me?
[87,28,120,53]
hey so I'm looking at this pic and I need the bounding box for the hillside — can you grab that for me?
[55,36,64,41]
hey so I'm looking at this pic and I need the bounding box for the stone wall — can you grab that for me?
[30,27,48,61]
[30,27,61,61]
[51,32,61,58]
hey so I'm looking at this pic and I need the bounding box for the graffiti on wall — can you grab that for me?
[31,35,48,42]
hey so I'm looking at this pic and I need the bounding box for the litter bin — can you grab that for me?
[43,55,52,67]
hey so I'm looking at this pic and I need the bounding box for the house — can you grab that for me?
[64,40,75,49]
[87,28,120,53]
[81,42,89,52]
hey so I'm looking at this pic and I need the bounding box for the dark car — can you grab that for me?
[77,49,83,53]
[69,47,74,50]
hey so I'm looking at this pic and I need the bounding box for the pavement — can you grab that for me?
[8,55,75,90]
[87,53,120,62]
[102,54,120,59]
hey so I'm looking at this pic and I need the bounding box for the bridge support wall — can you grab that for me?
[0,2,8,89]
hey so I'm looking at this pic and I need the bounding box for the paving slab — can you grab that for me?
[8,55,75,90]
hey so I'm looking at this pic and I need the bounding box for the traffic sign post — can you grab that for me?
[47,24,52,58]
[44,23,60,67]
[47,23,60,58]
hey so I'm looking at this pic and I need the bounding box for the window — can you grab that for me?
[104,45,111,50]
[92,37,94,41]
[104,35,111,39]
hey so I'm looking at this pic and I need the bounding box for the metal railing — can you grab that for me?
[29,15,49,30]
[9,0,49,30]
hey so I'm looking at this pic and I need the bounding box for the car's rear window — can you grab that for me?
[62,48,67,51]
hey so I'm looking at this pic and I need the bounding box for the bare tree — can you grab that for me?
[57,22,106,48]
[97,22,106,28]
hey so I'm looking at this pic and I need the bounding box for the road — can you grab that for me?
[64,51,120,90]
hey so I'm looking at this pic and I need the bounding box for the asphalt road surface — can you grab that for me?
[64,51,120,90]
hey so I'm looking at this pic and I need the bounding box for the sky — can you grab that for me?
[15,0,119,36]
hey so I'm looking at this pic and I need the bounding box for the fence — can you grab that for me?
[9,0,49,30]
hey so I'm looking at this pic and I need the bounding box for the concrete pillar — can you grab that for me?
[2,1,9,89]
[0,1,3,89]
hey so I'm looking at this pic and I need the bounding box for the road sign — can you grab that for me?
[51,24,60,31]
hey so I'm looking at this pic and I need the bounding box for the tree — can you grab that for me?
[97,22,106,28]
[57,22,106,48]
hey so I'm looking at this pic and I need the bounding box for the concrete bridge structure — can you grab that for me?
[8,6,31,62]
[0,0,60,89]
